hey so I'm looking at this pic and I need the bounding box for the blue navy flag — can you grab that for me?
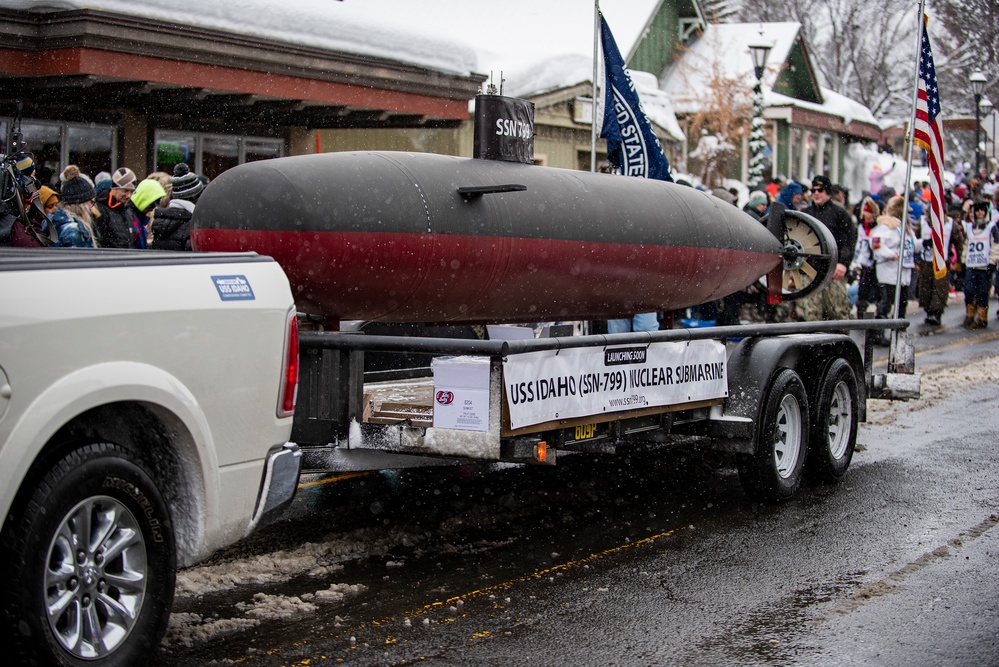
[599,13,672,182]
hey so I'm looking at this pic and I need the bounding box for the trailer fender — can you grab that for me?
[705,334,865,452]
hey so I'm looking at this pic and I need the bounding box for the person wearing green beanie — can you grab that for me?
[127,178,167,249]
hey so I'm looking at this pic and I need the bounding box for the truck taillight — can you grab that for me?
[278,310,299,418]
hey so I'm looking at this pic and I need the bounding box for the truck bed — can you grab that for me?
[0,246,271,270]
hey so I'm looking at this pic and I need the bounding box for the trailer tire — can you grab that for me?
[738,369,809,504]
[807,358,858,483]
[1,442,176,667]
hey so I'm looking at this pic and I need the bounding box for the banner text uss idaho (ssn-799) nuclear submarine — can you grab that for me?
[190,151,786,324]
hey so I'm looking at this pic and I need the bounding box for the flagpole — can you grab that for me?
[891,0,928,368]
[591,0,600,172]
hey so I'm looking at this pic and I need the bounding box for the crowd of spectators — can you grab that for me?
[626,160,999,335]
[3,161,206,251]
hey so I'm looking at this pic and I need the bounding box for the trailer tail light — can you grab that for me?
[278,309,299,418]
[536,441,547,464]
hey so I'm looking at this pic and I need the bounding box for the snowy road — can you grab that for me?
[152,312,999,666]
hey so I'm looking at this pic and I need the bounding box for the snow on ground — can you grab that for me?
[164,613,260,648]
[236,592,318,621]
[866,347,999,426]
[173,526,426,596]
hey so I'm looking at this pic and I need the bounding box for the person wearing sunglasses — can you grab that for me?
[795,175,857,323]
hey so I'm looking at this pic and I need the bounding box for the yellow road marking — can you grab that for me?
[226,526,683,663]
[297,471,372,490]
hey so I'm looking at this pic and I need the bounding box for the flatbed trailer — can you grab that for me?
[290,319,918,504]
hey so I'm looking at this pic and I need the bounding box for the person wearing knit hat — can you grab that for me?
[38,185,59,216]
[95,175,113,202]
[795,175,857,323]
[170,163,204,202]
[49,165,96,247]
[961,199,999,328]
[151,164,204,251]
[145,171,173,209]
[775,181,804,210]
[58,164,95,205]
[743,190,769,221]
[112,167,136,191]
[125,178,167,249]
[94,166,139,248]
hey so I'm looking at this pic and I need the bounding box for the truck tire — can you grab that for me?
[738,369,809,504]
[1,442,175,667]
[807,358,859,483]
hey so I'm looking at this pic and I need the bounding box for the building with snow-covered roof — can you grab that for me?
[655,19,882,186]
[0,0,485,180]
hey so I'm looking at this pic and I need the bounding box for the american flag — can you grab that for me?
[912,15,947,279]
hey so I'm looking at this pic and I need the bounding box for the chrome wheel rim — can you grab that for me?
[44,495,147,659]
[773,393,803,479]
[827,380,853,460]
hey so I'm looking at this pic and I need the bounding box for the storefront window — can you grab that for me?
[244,138,282,163]
[155,131,197,176]
[1,119,115,187]
[68,125,114,181]
[154,130,283,181]
[202,135,239,179]
[22,121,62,186]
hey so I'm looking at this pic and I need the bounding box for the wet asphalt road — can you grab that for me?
[153,301,999,667]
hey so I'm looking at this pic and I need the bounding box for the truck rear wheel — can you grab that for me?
[807,358,859,483]
[738,369,809,504]
[1,442,175,667]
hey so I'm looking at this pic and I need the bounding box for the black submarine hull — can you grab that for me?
[191,151,782,323]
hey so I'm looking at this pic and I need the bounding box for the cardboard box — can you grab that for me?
[431,356,491,432]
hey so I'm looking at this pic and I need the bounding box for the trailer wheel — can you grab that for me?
[1,442,176,667]
[807,359,859,483]
[738,369,809,504]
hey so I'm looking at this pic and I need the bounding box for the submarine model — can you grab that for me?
[190,150,834,324]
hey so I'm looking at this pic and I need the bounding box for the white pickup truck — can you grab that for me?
[0,247,301,666]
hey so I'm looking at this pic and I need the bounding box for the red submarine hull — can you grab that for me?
[191,151,782,323]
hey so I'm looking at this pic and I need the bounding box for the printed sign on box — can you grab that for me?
[431,356,491,432]
[503,340,727,429]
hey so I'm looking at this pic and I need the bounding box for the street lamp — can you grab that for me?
[749,42,772,81]
[970,71,986,177]
[981,96,994,171]
[747,41,772,187]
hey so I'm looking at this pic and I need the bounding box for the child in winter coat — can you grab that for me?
[852,196,881,318]
[962,200,999,328]
[872,196,917,327]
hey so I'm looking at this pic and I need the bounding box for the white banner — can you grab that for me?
[503,340,727,429]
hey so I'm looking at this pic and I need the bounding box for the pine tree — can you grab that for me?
[747,79,769,188]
